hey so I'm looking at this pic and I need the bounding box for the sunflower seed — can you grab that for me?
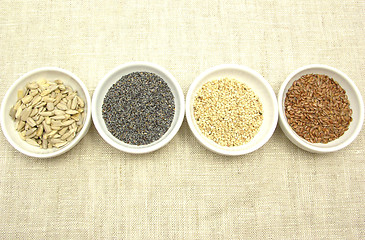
[62,120,74,126]
[27,82,38,89]
[47,130,57,138]
[27,131,37,139]
[77,96,84,108]
[13,100,22,111]
[43,121,52,133]
[51,120,63,127]
[54,109,64,115]
[54,141,68,148]
[40,89,51,96]
[56,103,67,111]
[61,129,75,140]
[58,127,68,135]
[66,92,76,101]
[20,107,32,121]
[26,128,37,136]
[35,101,47,108]
[17,120,26,131]
[51,115,66,120]
[42,139,48,149]
[30,108,38,117]
[43,96,55,102]
[77,125,83,132]
[26,118,36,127]
[51,125,61,130]
[67,99,72,109]
[49,85,59,92]
[17,90,24,100]
[31,96,42,106]
[50,138,65,144]
[25,138,39,146]
[70,122,77,130]
[66,110,79,115]
[9,108,16,119]
[45,102,54,111]
[45,117,51,125]
[21,95,33,104]
[36,116,45,125]
[66,134,75,142]
[58,84,66,91]
[36,125,43,137]
[39,111,54,117]
[19,132,26,140]
[71,113,80,121]
[71,97,77,110]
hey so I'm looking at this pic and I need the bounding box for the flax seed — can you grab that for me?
[284,74,352,143]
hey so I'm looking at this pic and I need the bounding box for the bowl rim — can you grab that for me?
[91,61,185,154]
[0,66,92,158]
[185,64,278,156]
[277,64,364,153]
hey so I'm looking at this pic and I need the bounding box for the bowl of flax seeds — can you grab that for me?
[278,64,364,153]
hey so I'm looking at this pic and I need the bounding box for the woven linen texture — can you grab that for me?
[0,0,364,239]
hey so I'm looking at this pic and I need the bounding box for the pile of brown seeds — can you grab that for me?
[9,79,85,148]
[284,74,352,143]
[193,78,263,147]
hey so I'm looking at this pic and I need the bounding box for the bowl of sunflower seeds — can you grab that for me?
[1,67,91,158]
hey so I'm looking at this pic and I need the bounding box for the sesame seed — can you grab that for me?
[193,78,263,147]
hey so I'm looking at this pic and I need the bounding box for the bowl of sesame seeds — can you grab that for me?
[1,67,92,158]
[186,64,278,156]
[92,62,184,154]
[278,64,364,153]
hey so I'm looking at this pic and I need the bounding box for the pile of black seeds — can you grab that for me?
[102,72,175,145]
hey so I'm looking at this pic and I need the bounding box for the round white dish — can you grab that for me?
[278,64,364,153]
[186,64,278,156]
[0,67,92,158]
[92,61,185,154]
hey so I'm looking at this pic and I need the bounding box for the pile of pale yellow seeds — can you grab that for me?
[193,78,263,147]
[9,79,85,149]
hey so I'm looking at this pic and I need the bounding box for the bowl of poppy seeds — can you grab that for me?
[186,64,278,156]
[278,64,364,153]
[92,62,184,154]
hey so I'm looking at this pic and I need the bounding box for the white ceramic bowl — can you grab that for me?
[0,67,92,158]
[186,64,278,156]
[92,61,185,154]
[278,64,364,153]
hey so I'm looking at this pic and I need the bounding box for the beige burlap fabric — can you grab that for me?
[0,0,364,239]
